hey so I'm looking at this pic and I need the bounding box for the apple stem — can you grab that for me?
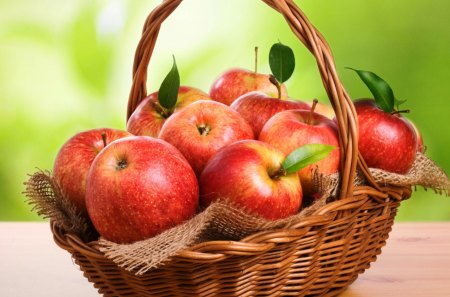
[391,109,410,115]
[254,46,259,74]
[270,166,287,180]
[101,131,107,148]
[269,75,282,99]
[151,101,172,118]
[307,99,318,125]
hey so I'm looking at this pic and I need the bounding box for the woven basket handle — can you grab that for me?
[127,0,378,199]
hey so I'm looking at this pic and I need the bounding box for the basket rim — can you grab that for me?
[51,184,410,264]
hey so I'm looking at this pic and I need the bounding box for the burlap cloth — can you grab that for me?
[24,152,449,275]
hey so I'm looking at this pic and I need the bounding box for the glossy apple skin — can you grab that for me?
[209,68,288,106]
[200,140,302,220]
[230,91,310,137]
[53,128,132,215]
[86,136,199,244]
[159,100,254,176]
[259,110,340,197]
[127,86,211,137]
[354,99,417,173]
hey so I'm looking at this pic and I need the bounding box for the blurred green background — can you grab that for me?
[1,0,449,221]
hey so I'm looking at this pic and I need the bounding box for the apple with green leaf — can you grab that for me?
[259,100,340,197]
[200,140,334,220]
[230,42,310,137]
[158,100,254,176]
[86,136,199,244]
[210,47,288,106]
[53,128,132,215]
[127,56,210,137]
[349,68,418,173]
[127,86,210,137]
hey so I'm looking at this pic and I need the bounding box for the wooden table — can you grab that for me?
[1,222,449,297]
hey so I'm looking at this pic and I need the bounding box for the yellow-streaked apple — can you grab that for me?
[200,140,302,220]
[86,136,199,244]
[259,104,340,197]
[209,68,288,106]
[53,128,132,215]
[159,100,254,176]
[230,91,310,137]
[127,86,210,137]
[354,98,417,173]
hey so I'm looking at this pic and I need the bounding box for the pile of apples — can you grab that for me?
[52,44,423,244]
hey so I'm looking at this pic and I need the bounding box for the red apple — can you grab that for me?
[354,99,417,173]
[209,68,288,106]
[200,140,302,220]
[53,128,132,215]
[85,136,199,244]
[230,91,310,137]
[259,107,340,197]
[158,100,254,176]
[127,86,211,137]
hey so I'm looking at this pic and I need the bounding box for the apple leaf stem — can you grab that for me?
[307,99,319,125]
[282,144,335,175]
[391,109,410,115]
[101,131,107,148]
[158,55,180,110]
[269,75,282,99]
[151,101,172,118]
[269,166,287,180]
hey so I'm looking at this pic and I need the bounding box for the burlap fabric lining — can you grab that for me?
[24,152,449,275]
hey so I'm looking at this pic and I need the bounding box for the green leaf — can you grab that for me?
[269,42,295,83]
[158,55,180,109]
[394,97,407,109]
[347,68,396,113]
[282,144,335,175]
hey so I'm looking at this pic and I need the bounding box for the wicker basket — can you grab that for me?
[51,0,413,296]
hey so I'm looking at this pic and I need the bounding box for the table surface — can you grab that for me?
[1,222,449,297]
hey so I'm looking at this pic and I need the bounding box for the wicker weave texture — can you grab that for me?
[49,0,414,296]
[53,189,409,297]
